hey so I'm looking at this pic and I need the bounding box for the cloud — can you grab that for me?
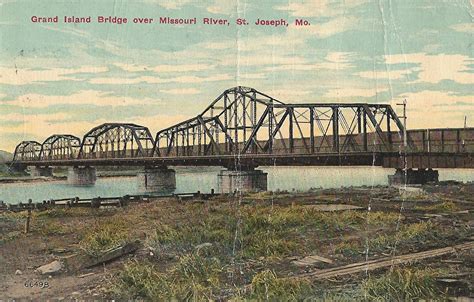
[450,23,474,33]
[392,90,474,128]
[265,52,355,71]
[357,69,413,80]
[160,88,201,95]
[203,41,235,50]
[114,63,213,73]
[206,0,247,15]
[149,0,192,10]
[4,90,152,108]
[274,0,367,17]
[397,90,474,109]
[324,87,388,99]
[0,112,70,124]
[40,25,90,38]
[384,53,473,85]
[0,66,108,85]
[238,73,266,79]
[90,74,232,85]
[266,89,313,101]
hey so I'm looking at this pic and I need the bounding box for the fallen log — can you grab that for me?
[290,241,474,281]
[63,240,141,271]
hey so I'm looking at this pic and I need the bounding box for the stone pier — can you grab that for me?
[67,166,97,186]
[137,166,176,193]
[29,166,53,177]
[388,168,439,186]
[8,164,26,174]
[217,168,267,193]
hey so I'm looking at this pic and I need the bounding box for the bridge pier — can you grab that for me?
[218,167,267,194]
[8,164,27,174]
[29,166,53,177]
[68,166,96,186]
[137,166,176,193]
[388,168,439,186]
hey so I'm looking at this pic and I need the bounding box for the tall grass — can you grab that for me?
[362,268,446,301]
[79,219,130,256]
[148,204,399,261]
[112,253,224,301]
[248,270,312,301]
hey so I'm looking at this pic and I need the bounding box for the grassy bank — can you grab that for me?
[1,186,472,300]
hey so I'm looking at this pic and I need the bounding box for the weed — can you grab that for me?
[415,201,460,213]
[38,221,69,236]
[362,267,446,301]
[334,241,361,257]
[79,219,129,256]
[37,207,117,218]
[368,221,441,252]
[248,270,312,301]
[112,253,224,301]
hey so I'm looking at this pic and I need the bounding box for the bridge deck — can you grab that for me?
[10,152,474,169]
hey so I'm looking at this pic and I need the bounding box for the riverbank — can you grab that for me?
[0,174,136,184]
[0,166,223,184]
[1,184,473,300]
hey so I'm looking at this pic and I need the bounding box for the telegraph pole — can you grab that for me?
[396,99,407,150]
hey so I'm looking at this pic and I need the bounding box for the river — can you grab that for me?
[0,167,473,204]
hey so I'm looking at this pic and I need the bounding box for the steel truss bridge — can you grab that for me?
[10,87,474,169]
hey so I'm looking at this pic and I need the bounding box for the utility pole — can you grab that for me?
[464,116,467,128]
[396,99,407,149]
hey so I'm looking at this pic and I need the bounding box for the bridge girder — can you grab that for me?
[78,123,154,159]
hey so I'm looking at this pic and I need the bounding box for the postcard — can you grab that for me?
[0,0,473,300]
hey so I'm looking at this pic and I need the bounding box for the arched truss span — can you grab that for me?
[78,123,154,159]
[13,141,42,161]
[40,134,81,160]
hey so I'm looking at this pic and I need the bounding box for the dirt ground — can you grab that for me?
[1,183,473,301]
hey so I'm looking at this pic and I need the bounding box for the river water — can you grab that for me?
[0,167,473,204]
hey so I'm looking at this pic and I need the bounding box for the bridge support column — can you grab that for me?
[388,168,439,186]
[29,166,53,177]
[137,166,176,193]
[218,168,267,194]
[68,166,96,186]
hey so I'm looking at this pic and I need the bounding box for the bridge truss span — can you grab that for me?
[40,134,81,160]
[12,141,42,161]
[78,123,154,159]
[152,86,407,157]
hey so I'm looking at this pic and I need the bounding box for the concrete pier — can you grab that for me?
[388,168,439,186]
[137,167,176,193]
[217,168,267,193]
[68,166,97,186]
[29,166,53,177]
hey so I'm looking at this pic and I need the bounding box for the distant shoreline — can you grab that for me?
[0,174,136,184]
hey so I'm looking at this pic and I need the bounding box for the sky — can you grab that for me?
[0,0,472,152]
